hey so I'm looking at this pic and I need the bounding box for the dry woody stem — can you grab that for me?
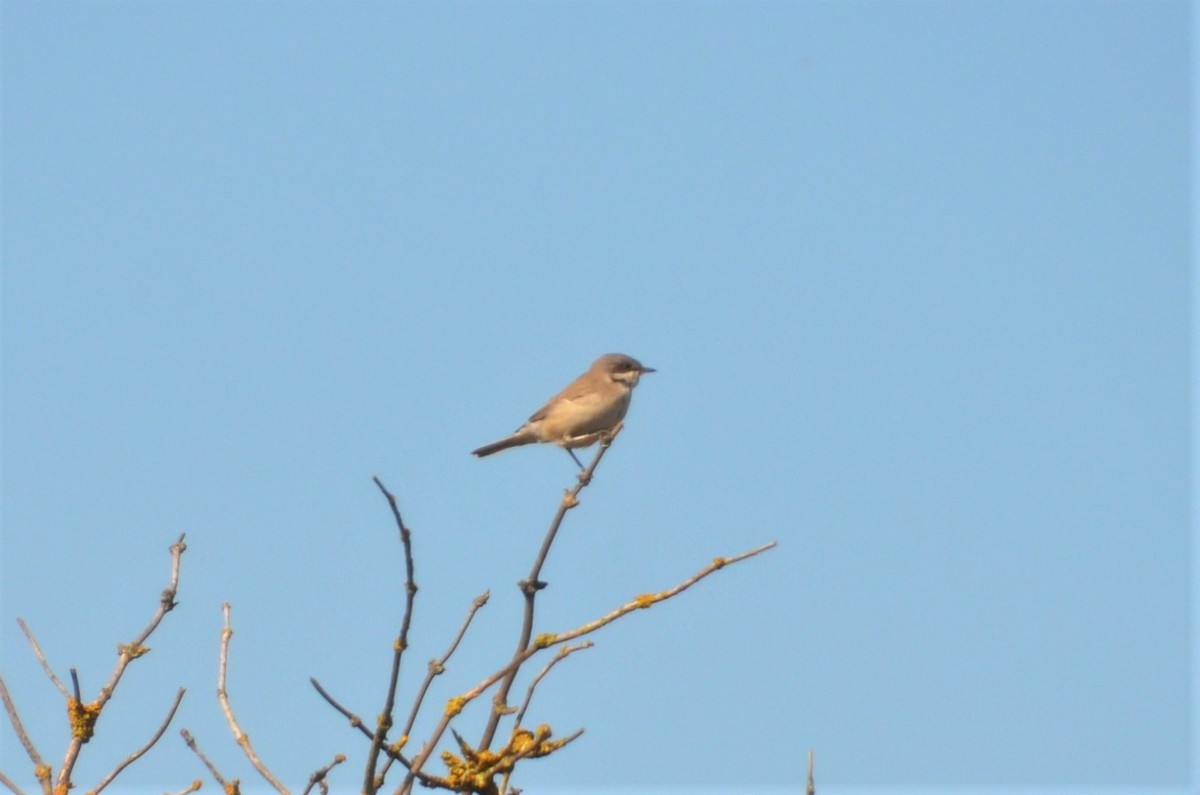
[299,429,780,795]
[2,534,188,795]
[217,603,291,795]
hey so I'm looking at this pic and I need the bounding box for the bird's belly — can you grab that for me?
[541,391,630,442]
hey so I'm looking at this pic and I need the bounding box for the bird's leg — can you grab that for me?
[600,421,625,446]
[566,448,586,469]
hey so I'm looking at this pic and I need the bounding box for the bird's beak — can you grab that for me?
[640,366,656,374]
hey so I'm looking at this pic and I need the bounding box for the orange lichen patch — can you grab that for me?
[68,698,102,741]
[445,696,466,717]
[436,723,575,794]
[634,593,656,608]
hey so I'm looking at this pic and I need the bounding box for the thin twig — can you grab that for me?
[162,781,202,795]
[0,672,50,795]
[403,590,489,740]
[478,429,619,753]
[216,603,289,795]
[308,680,442,789]
[806,749,816,795]
[0,769,29,795]
[69,670,82,705]
[300,753,345,795]
[96,534,187,702]
[499,653,590,795]
[57,534,188,795]
[374,590,490,785]
[511,641,592,732]
[397,539,777,794]
[497,727,585,794]
[88,688,186,795]
[309,679,370,740]
[179,729,233,793]
[363,476,418,795]
[15,619,69,699]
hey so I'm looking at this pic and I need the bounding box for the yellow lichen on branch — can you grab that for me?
[68,698,102,741]
[117,643,150,659]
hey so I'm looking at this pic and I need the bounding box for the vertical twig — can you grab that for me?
[363,476,418,795]
[476,429,619,753]
[806,749,815,795]
[216,604,289,795]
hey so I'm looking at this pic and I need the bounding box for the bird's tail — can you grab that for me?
[471,430,538,458]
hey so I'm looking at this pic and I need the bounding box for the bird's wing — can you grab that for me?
[525,368,594,423]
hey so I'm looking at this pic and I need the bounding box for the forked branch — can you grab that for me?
[478,429,619,751]
[397,539,777,793]
[87,687,186,795]
[4,534,187,795]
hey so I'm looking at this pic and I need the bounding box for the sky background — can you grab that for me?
[1,2,1193,794]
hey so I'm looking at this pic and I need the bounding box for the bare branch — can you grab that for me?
[402,590,489,741]
[300,753,345,795]
[512,642,592,732]
[397,539,777,793]
[363,476,418,795]
[57,533,187,794]
[96,534,186,702]
[0,672,50,795]
[180,729,234,793]
[308,680,443,790]
[373,590,490,785]
[88,688,186,795]
[0,769,29,795]
[478,429,619,752]
[216,604,289,795]
[309,679,370,740]
[163,780,203,795]
[551,541,779,645]
[499,674,590,795]
[15,620,69,700]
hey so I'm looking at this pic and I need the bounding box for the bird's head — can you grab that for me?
[596,353,655,387]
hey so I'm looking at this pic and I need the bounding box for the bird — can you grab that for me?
[472,353,655,467]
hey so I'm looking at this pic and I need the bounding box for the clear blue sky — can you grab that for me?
[1,2,1192,794]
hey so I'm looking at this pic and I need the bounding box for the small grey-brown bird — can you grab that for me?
[472,353,655,467]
